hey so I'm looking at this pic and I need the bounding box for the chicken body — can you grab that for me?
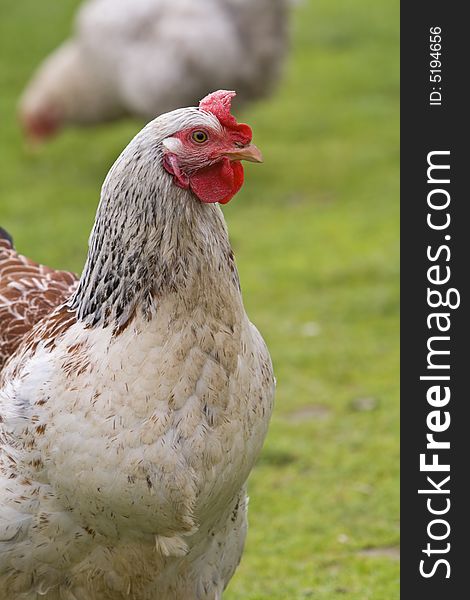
[0,93,274,599]
[0,303,271,599]
[20,0,290,137]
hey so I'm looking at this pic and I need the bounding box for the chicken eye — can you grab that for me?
[191,130,208,144]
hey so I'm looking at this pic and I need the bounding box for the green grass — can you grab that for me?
[0,0,399,598]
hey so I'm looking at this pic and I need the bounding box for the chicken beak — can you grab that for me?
[224,144,263,163]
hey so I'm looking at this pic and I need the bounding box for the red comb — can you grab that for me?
[199,90,238,128]
[199,90,252,143]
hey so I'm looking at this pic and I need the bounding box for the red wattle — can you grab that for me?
[189,159,244,204]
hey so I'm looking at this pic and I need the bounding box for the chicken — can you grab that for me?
[19,0,291,140]
[0,229,78,371]
[0,90,274,599]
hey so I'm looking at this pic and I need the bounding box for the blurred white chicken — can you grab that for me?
[19,0,291,139]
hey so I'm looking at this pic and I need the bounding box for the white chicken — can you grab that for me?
[19,0,291,139]
[0,90,274,599]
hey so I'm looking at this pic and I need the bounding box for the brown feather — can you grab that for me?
[0,237,78,371]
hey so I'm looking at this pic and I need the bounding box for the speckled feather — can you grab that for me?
[0,98,274,599]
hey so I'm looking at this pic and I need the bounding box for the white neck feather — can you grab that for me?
[69,114,241,331]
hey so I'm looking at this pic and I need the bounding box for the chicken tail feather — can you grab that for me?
[0,227,14,248]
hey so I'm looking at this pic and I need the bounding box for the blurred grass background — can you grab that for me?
[0,0,399,598]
